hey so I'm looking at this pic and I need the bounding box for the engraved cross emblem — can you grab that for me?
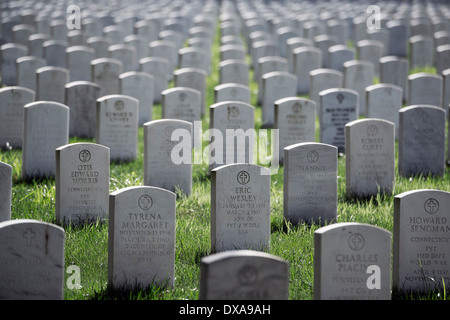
[79,150,91,162]
[23,228,35,247]
[237,171,250,185]
[227,105,240,120]
[138,195,153,210]
[348,233,365,251]
[424,198,439,214]
[307,150,319,163]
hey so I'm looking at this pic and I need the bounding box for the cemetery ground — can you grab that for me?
[1,28,450,302]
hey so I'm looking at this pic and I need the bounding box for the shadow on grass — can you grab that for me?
[193,248,213,264]
[391,288,448,300]
[19,175,55,186]
[91,281,174,300]
[60,217,107,231]
[271,216,330,234]
[342,192,394,207]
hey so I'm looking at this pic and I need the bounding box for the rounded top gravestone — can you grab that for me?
[398,105,446,177]
[55,142,110,226]
[319,88,359,153]
[314,222,391,300]
[108,186,176,289]
[393,189,450,294]
[284,142,337,225]
[0,219,65,299]
[0,161,12,222]
[22,101,69,180]
[200,250,289,300]
[345,118,395,199]
[211,163,271,253]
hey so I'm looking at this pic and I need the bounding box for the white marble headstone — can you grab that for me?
[16,56,45,92]
[108,186,176,289]
[0,161,12,222]
[292,46,322,94]
[65,81,101,139]
[22,101,69,180]
[408,73,443,109]
[200,250,289,300]
[319,88,359,153]
[261,71,297,127]
[0,43,28,86]
[379,56,408,102]
[174,67,207,116]
[214,83,251,104]
[66,45,95,82]
[209,101,255,171]
[398,105,446,177]
[91,57,123,96]
[219,59,249,86]
[345,119,395,198]
[143,119,193,196]
[55,142,110,225]
[211,164,270,252]
[0,86,35,149]
[314,222,391,300]
[284,142,337,225]
[139,56,170,103]
[366,84,402,138]
[343,60,374,116]
[119,71,154,126]
[393,189,450,294]
[274,97,316,163]
[96,94,138,162]
[0,219,65,299]
[36,66,69,104]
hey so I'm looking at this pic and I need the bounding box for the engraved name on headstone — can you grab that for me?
[319,88,359,153]
[274,97,316,163]
[55,143,110,225]
[211,164,270,252]
[314,222,391,300]
[284,142,337,225]
[96,94,139,162]
[108,186,176,289]
[393,190,450,294]
[209,101,255,171]
[0,86,35,149]
[398,105,446,177]
[345,119,395,198]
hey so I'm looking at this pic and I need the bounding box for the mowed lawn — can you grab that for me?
[0,22,449,301]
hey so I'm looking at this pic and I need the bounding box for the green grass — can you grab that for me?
[1,24,449,301]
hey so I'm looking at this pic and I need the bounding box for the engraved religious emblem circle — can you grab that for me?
[164,126,175,138]
[238,265,258,286]
[424,198,439,214]
[348,233,365,251]
[237,171,250,185]
[367,125,378,136]
[228,105,240,118]
[307,150,319,163]
[79,149,91,162]
[114,100,124,110]
[292,102,302,113]
[138,195,153,210]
